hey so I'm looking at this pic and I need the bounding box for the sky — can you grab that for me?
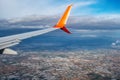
[0,0,120,19]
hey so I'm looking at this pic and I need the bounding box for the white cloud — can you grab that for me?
[68,14,120,29]
[1,12,120,30]
[0,0,97,19]
[111,40,120,48]
[80,35,97,37]
[74,1,96,8]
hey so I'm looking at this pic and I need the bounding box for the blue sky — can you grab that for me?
[0,0,120,19]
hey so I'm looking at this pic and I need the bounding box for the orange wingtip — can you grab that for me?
[54,4,72,34]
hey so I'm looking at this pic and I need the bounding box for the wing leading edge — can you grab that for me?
[0,28,57,50]
[0,4,72,54]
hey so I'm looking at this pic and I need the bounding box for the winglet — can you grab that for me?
[54,4,72,34]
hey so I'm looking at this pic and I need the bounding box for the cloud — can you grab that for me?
[111,40,120,48]
[74,0,96,8]
[68,14,120,29]
[0,13,120,30]
[0,0,97,19]
[0,0,45,18]
[80,35,97,37]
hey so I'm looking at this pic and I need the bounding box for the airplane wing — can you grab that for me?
[0,4,72,55]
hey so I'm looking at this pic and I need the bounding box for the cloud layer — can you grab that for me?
[68,14,120,29]
[0,0,96,19]
[0,14,120,30]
